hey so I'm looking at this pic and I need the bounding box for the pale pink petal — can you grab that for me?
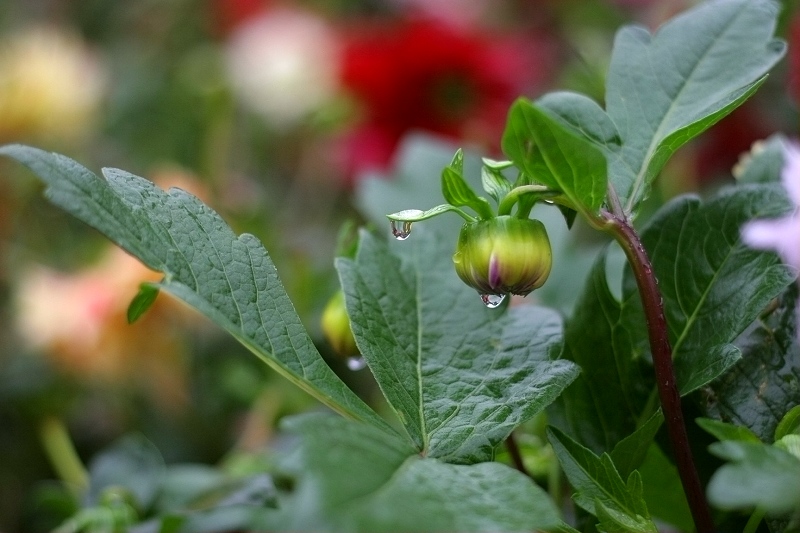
[742,215,800,272]
[782,142,800,207]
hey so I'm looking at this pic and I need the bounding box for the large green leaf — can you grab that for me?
[337,228,579,463]
[547,426,657,533]
[275,413,565,532]
[502,99,608,215]
[0,144,390,433]
[605,0,784,213]
[547,250,652,454]
[624,184,796,395]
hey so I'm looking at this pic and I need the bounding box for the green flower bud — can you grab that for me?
[321,290,358,357]
[452,216,552,297]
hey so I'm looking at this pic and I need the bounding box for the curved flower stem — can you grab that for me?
[603,211,715,533]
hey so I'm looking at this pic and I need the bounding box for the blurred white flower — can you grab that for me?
[0,25,107,143]
[741,142,800,274]
[225,8,341,128]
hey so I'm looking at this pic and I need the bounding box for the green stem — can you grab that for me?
[498,185,559,216]
[39,417,89,494]
[743,507,766,533]
[603,210,715,533]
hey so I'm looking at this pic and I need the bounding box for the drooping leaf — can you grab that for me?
[502,99,608,216]
[605,0,785,214]
[547,250,652,454]
[337,228,579,463]
[623,184,797,395]
[703,283,800,442]
[547,426,657,532]
[708,440,800,515]
[275,413,566,533]
[0,144,390,433]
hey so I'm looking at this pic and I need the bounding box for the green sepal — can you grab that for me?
[127,283,160,324]
[481,158,513,204]
[441,150,494,219]
[386,205,475,223]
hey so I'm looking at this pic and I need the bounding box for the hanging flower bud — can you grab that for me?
[452,216,552,297]
[321,290,358,357]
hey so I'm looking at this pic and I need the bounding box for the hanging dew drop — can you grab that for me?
[391,220,412,240]
[346,356,367,371]
[480,293,506,308]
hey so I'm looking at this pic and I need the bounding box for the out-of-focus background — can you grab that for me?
[0,0,797,530]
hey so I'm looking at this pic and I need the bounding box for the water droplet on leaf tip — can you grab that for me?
[480,293,506,308]
[346,356,367,371]
[391,220,412,241]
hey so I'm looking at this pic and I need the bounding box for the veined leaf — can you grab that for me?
[606,0,784,214]
[337,228,579,463]
[0,144,391,433]
[276,413,566,532]
[624,184,796,395]
[547,426,657,532]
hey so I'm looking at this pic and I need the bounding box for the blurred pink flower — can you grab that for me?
[741,142,800,274]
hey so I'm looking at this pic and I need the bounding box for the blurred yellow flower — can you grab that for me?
[0,25,107,144]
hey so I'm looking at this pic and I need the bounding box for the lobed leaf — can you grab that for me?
[0,144,390,433]
[337,228,579,463]
[605,0,784,214]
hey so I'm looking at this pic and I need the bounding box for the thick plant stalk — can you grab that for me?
[606,213,715,533]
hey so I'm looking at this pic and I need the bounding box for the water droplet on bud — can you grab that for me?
[346,356,367,371]
[391,220,412,240]
[480,293,506,308]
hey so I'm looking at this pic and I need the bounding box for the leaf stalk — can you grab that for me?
[603,210,715,533]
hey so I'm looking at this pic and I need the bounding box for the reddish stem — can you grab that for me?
[606,213,715,533]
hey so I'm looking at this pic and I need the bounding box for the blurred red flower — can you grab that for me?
[335,18,556,180]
